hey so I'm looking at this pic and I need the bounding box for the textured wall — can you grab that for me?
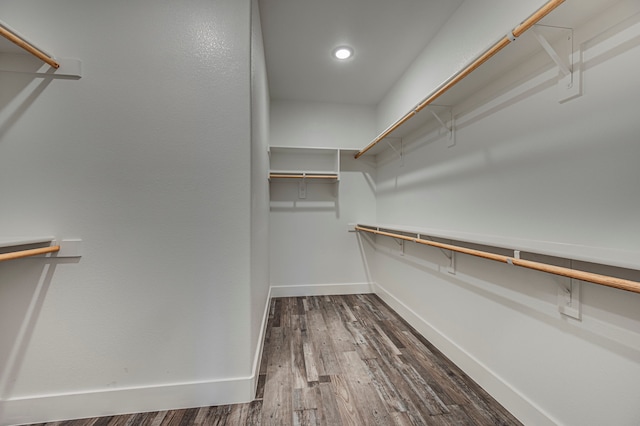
[372,1,640,425]
[375,0,549,134]
[250,0,271,378]
[268,101,377,292]
[0,0,258,423]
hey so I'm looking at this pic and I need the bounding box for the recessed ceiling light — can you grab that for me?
[333,46,353,60]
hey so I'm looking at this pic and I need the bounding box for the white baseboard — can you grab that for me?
[250,285,273,395]
[3,282,553,426]
[2,287,276,426]
[373,282,559,426]
[270,282,373,298]
[1,376,254,426]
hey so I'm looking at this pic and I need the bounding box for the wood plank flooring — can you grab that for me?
[31,294,522,426]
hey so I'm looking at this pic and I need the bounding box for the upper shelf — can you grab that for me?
[357,223,640,272]
[0,236,83,261]
[0,236,55,249]
[269,146,341,182]
[0,19,82,78]
[354,0,568,159]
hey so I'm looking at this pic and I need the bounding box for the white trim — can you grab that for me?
[249,285,273,395]
[1,376,254,426]
[373,282,561,426]
[2,281,367,425]
[270,282,373,298]
[2,287,276,426]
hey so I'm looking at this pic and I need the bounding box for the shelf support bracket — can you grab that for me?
[532,25,581,103]
[428,105,455,147]
[419,234,455,273]
[298,176,307,199]
[385,137,404,164]
[391,237,405,256]
[558,278,581,320]
[447,251,456,275]
[532,26,572,77]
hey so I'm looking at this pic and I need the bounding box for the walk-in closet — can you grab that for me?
[1,1,639,425]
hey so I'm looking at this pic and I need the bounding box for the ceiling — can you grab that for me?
[258,0,465,106]
[258,0,622,108]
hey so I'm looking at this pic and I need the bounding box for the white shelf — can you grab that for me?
[355,1,593,158]
[0,20,82,78]
[269,169,338,175]
[0,52,82,78]
[269,146,341,182]
[0,236,55,249]
[0,237,82,259]
[358,223,640,272]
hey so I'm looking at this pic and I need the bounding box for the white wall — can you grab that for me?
[375,0,549,133]
[371,1,640,425]
[269,101,377,295]
[0,0,267,424]
[250,0,271,383]
[270,100,378,150]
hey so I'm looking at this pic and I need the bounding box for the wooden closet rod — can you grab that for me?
[0,245,61,263]
[0,25,60,69]
[354,0,565,159]
[355,226,640,295]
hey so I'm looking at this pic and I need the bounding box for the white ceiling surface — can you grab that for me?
[258,0,465,106]
[258,0,623,108]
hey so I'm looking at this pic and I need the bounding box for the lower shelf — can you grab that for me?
[269,172,338,181]
[0,237,55,249]
[0,237,82,260]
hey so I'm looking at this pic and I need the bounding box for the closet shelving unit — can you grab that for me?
[0,237,83,262]
[0,21,83,263]
[355,225,640,295]
[349,0,640,296]
[0,19,82,78]
[269,146,341,190]
[0,237,59,262]
[354,0,571,158]
[269,147,341,198]
[269,146,340,182]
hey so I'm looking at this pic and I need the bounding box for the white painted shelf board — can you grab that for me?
[269,170,338,175]
[0,236,55,249]
[0,52,82,78]
[358,223,640,271]
[269,146,341,182]
[357,1,617,158]
[0,20,82,78]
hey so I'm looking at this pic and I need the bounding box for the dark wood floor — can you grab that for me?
[32,294,522,425]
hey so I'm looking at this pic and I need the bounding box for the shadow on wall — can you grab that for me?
[0,69,54,141]
[269,180,340,217]
[0,256,58,407]
[355,231,375,285]
[340,153,376,197]
[374,11,640,192]
[366,232,640,366]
